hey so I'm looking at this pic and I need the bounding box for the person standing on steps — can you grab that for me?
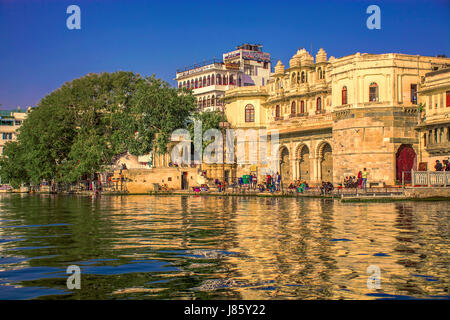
[362,168,368,192]
[357,171,363,189]
[275,172,281,192]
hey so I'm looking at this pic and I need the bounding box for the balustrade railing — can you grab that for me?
[411,170,449,186]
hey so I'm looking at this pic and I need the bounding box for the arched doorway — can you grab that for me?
[280,147,290,182]
[396,144,416,183]
[298,145,310,181]
[320,143,333,182]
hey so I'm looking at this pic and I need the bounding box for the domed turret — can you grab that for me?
[274,60,285,74]
[298,48,314,66]
[316,48,327,64]
[289,49,302,68]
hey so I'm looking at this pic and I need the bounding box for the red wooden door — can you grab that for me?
[396,145,416,182]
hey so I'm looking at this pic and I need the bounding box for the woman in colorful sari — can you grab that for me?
[357,171,363,189]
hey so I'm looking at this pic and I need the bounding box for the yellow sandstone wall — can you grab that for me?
[121,167,201,193]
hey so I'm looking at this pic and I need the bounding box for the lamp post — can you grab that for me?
[222,102,225,182]
[219,98,229,183]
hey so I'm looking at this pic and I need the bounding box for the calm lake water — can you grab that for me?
[0,194,448,300]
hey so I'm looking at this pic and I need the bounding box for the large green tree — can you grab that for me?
[0,72,197,186]
[126,76,196,155]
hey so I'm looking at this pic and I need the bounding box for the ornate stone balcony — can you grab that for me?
[288,112,309,119]
[269,112,333,132]
[425,141,450,154]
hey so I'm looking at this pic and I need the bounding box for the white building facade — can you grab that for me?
[175,44,272,111]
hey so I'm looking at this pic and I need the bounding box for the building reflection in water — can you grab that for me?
[0,194,448,299]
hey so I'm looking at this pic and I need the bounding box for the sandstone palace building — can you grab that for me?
[222,48,450,187]
[121,47,450,192]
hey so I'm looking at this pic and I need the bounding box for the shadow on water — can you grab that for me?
[0,194,448,300]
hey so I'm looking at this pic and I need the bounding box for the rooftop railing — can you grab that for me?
[176,58,224,73]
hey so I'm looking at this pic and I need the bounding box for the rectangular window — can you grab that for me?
[342,88,348,105]
[2,133,12,140]
[410,84,417,104]
[1,120,13,126]
[369,85,378,102]
[275,105,280,118]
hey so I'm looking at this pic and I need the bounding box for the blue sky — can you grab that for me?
[1,0,449,109]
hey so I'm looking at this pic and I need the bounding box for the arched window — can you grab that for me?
[245,104,255,122]
[191,80,194,88]
[230,75,234,85]
[301,72,306,83]
[297,73,300,84]
[300,100,305,113]
[275,105,280,118]
[211,74,214,86]
[318,67,322,80]
[291,73,296,85]
[207,96,211,107]
[342,86,347,105]
[291,101,296,115]
[369,82,378,102]
[223,75,228,85]
[207,75,210,86]
[316,97,322,111]
[211,95,215,106]
[195,79,198,88]
[217,75,222,85]
[203,98,206,109]
[238,76,242,87]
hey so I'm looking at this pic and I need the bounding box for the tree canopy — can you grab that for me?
[0,71,198,187]
[187,110,224,152]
